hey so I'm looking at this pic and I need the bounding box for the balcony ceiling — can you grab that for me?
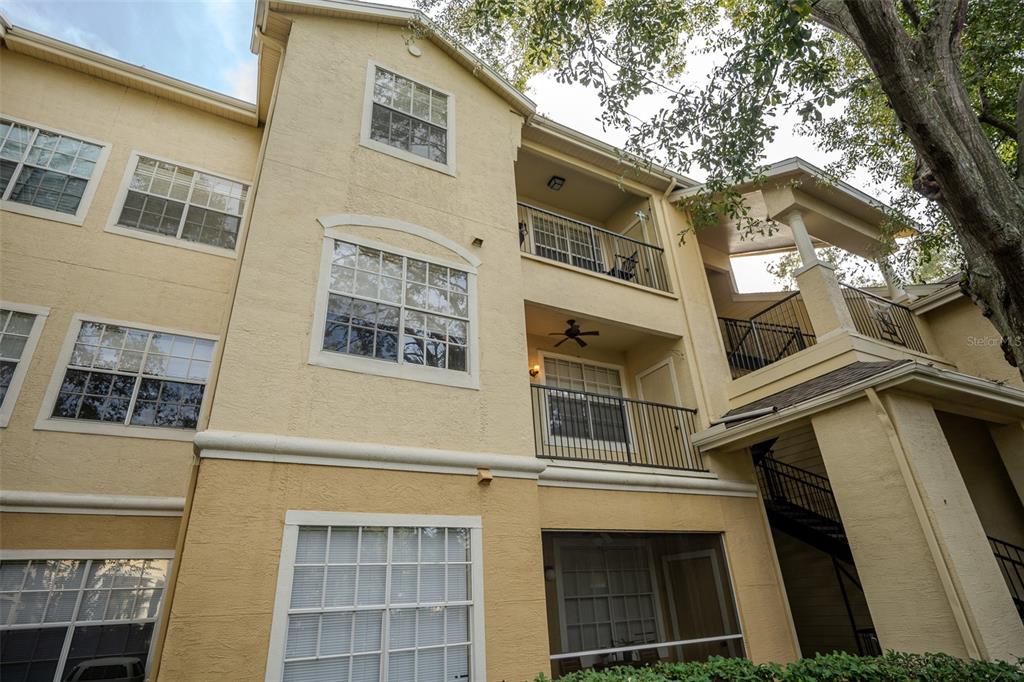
[515,149,641,225]
[524,304,670,353]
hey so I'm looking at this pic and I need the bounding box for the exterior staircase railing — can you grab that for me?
[718,292,816,378]
[989,535,1024,621]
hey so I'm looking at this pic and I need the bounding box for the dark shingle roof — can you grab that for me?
[723,360,912,422]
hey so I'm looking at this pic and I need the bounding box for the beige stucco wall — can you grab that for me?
[0,49,260,499]
[537,484,800,664]
[158,459,550,681]
[205,16,537,456]
[922,297,1024,389]
[938,412,1024,547]
[0,511,180,549]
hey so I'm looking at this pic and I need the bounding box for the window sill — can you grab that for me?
[309,350,479,390]
[1,201,87,226]
[104,223,239,258]
[33,417,198,441]
[358,138,457,177]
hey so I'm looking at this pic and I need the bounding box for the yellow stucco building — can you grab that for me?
[0,1,1022,680]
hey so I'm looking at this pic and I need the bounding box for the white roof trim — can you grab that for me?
[0,490,185,516]
[693,362,1024,451]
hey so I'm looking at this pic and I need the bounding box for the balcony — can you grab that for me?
[840,284,927,353]
[518,202,671,292]
[529,384,703,471]
[718,292,817,379]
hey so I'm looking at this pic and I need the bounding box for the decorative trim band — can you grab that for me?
[0,491,185,516]
[195,430,546,478]
[538,465,758,497]
[317,214,482,268]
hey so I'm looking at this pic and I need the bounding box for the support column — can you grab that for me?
[878,259,911,302]
[785,210,856,337]
[989,421,1024,507]
[811,393,1024,660]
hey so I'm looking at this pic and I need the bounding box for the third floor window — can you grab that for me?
[365,65,452,172]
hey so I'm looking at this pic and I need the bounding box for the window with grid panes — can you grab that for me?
[50,321,214,429]
[280,526,474,682]
[558,543,659,654]
[0,308,38,409]
[114,155,248,249]
[323,240,470,372]
[369,67,450,165]
[542,357,628,443]
[0,557,169,681]
[0,118,104,216]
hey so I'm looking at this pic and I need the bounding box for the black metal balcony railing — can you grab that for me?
[840,284,927,354]
[530,384,704,471]
[989,535,1024,621]
[517,202,671,292]
[718,292,817,378]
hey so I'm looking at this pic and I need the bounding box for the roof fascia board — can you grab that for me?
[909,284,963,313]
[3,26,258,126]
[693,363,1024,451]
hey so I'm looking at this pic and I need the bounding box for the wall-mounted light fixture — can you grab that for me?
[544,566,556,582]
[529,364,540,378]
[547,175,565,191]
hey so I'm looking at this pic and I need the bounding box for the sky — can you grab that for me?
[1,0,882,292]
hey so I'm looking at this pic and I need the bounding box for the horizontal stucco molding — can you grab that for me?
[0,490,185,516]
[538,464,758,497]
[195,430,547,478]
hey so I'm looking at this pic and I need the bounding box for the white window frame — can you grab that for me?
[0,301,49,428]
[359,60,457,176]
[34,313,218,441]
[0,114,111,226]
[535,351,635,453]
[265,511,486,682]
[309,227,480,390]
[104,150,251,258]
[0,548,175,682]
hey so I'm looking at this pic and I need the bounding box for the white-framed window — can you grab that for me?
[0,302,48,428]
[266,512,485,682]
[310,231,478,389]
[360,62,456,175]
[0,116,110,226]
[35,314,216,441]
[105,151,250,255]
[537,353,629,447]
[0,551,173,682]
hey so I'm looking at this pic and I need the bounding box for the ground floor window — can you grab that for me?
[0,554,170,682]
[544,532,743,678]
[267,512,483,682]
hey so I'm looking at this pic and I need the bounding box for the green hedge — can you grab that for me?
[536,652,1024,681]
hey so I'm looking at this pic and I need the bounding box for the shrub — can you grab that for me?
[534,652,1024,682]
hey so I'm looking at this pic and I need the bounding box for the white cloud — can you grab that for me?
[223,58,258,103]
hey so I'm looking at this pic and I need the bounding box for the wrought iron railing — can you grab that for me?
[530,384,703,471]
[718,292,816,378]
[754,455,841,525]
[840,284,927,353]
[990,535,1024,621]
[517,202,671,292]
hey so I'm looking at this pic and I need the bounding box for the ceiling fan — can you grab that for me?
[549,319,599,348]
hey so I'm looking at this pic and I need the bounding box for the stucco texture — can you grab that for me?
[0,511,180,549]
[158,459,549,681]
[0,49,260,498]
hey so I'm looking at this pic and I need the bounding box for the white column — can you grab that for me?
[785,210,818,267]
[878,259,911,301]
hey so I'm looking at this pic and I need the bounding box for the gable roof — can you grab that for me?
[252,0,536,119]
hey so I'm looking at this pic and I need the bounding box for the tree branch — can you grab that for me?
[978,87,1018,139]
[899,0,921,28]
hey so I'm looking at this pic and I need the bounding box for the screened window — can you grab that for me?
[114,155,248,250]
[323,240,470,372]
[369,67,450,165]
[279,525,475,682]
[0,309,38,409]
[0,118,104,218]
[542,357,628,444]
[49,321,214,430]
[0,557,169,682]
